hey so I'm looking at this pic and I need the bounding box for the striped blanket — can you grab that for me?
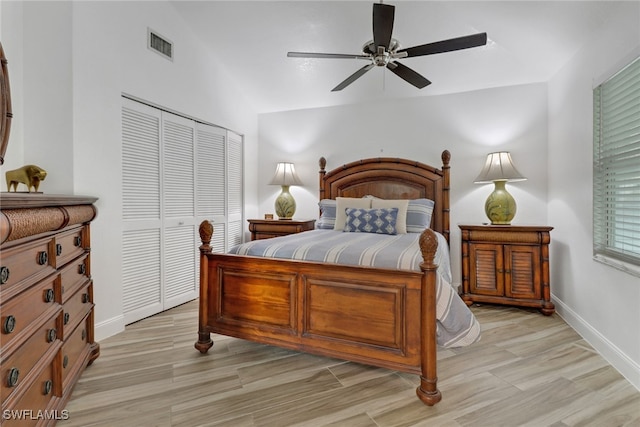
[229,229,481,348]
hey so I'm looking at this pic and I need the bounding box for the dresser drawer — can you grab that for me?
[0,238,55,294]
[0,276,59,352]
[60,315,91,390]
[0,315,61,402]
[61,282,92,339]
[60,254,89,304]
[2,361,57,427]
[54,226,86,268]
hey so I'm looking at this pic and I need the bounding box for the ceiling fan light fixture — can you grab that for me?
[287,2,487,91]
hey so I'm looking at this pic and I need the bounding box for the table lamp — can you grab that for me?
[474,152,526,225]
[269,162,303,220]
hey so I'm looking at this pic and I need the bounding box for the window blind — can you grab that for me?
[593,55,640,268]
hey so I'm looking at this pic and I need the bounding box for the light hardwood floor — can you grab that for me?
[59,301,640,427]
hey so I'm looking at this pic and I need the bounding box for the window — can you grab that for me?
[593,55,640,273]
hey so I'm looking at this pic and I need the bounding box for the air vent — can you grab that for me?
[148,28,173,61]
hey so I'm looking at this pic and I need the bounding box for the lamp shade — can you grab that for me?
[269,162,303,186]
[474,152,526,184]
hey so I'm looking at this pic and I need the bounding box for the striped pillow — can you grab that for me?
[316,199,336,229]
[406,199,435,232]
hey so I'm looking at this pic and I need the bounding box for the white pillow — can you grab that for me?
[333,197,372,230]
[371,199,409,233]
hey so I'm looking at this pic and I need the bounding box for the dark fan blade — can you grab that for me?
[386,61,431,89]
[398,32,487,58]
[373,3,395,50]
[332,64,375,91]
[288,52,370,60]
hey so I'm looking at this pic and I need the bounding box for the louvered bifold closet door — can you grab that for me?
[196,123,227,253]
[122,99,163,323]
[162,112,198,307]
[227,130,244,248]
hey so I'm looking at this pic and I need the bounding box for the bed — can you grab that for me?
[194,150,480,406]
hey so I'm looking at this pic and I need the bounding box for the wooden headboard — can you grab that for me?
[318,150,451,243]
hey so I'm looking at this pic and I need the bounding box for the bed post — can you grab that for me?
[195,220,214,354]
[441,150,451,244]
[416,228,442,405]
[318,156,327,201]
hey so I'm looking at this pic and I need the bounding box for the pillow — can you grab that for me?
[406,198,435,232]
[343,207,399,235]
[333,197,372,230]
[316,199,337,229]
[370,199,409,233]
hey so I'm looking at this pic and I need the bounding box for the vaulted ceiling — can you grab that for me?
[171,1,620,113]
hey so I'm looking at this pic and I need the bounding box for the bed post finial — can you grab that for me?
[441,150,450,166]
[199,220,214,254]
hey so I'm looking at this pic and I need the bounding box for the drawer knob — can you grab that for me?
[47,328,57,343]
[37,251,48,266]
[63,355,69,369]
[74,236,82,247]
[64,312,70,325]
[78,263,86,275]
[7,368,19,387]
[43,380,53,395]
[56,243,63,256]
[0,266,9,284]
[3,315,16,334]
[81,329,87,341]
[44,288,55,303]
[82,293,90,304]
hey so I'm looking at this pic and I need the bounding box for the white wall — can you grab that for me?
[548,1,640,389]
[1,1,259,340]
[258,83,549,285]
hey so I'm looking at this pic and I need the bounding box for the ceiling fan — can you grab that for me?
[287,2,487,92]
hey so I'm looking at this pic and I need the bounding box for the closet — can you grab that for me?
[121,97,243,324]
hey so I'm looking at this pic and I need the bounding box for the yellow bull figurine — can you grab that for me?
[5,164,47,192]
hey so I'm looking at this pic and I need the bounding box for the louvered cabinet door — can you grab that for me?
[162,112,198,306]
[195,123,227,252]
[467,242,504,297]
[505,245,541,300]
[122,100,162,324]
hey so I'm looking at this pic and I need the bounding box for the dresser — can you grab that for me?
[248,219,316,240]
[459,224,555,315]
[0,193,99,425]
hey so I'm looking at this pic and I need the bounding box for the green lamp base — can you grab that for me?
[275,185,296,220]
[485,180,517,225]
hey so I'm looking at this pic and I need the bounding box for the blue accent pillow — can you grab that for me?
[343,207,399,235]
[406,199,435,233]
[316,199,336,229]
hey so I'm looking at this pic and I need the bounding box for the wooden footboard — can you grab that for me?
[195,221,442,406]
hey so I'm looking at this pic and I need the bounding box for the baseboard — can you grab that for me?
[94,314,126,342]
[553,296,640,392]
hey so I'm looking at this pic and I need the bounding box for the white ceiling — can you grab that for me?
[171,1,620,114]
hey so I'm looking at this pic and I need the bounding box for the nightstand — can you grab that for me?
[248,219,316,240]
[459,224,555,315]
